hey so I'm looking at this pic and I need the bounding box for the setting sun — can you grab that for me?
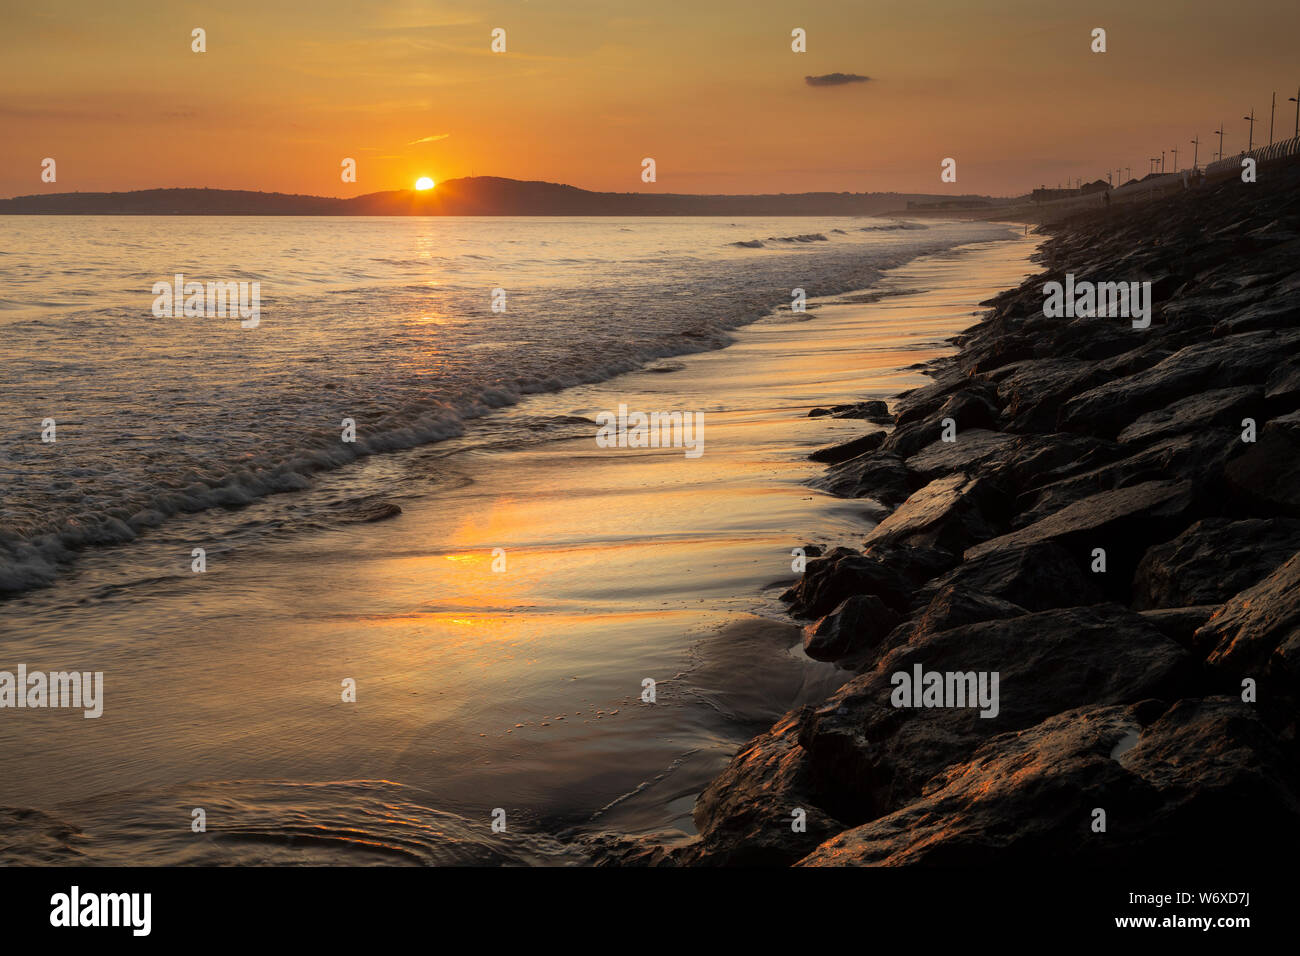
[415,177,435,191]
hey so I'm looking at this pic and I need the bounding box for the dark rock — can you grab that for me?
[813,451,917,505]
[862,473,1001,554]
[922,541,1101,612]
[1059,329,1300,437]
[795,604,1192,825]
[780,547,912,618]
[586,834,690,867]
[966,480,1199,598]
[1224,410,1300,516]
[689,710,845,866]
[1138,605,1220,647]
[879,416,956,459]
[1195,550,1300,693]
[1014,430,1235,527]
[1264,357,1300,404]
[903,429,1019,482]
[797,697,1300,866]
[1132,517,1300,610]
[995,346,1168,434]
[828,400,892,423]
[1212,288,1300,335]
[808,429,886,464]
[907,585,1027,638]
[860,542,959,588]
[892,368,974,424]
[802,594,901,663]
[934,390,999,431]
[1116,386,1261,446]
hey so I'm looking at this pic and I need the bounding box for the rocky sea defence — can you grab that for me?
[598,162,1300,867]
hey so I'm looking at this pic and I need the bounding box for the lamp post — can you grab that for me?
[1214,126,1224,161]
[1269,91,1276,146]
[1290,87,1299,139]
[1191,136,1200,170]
[1244,110,1255,152]
[1125,167,1131,182]
[1171,146,1179,171]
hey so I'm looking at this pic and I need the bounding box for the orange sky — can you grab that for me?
[2,0,1298,199]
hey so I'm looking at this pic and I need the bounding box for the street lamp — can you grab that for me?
[1269,91,1276,146]
[1191,136,1200,171]
[1244,110,1255,152]
[1214,126,1224,161]
[1290,87,1299,139]
[1171,146,1179,171]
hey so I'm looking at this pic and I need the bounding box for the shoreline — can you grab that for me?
[1,235,1036,864]
[0,217,1013,598]
[609,160,1300,866]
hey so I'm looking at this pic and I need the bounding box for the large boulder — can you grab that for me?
[921,540,1100,612]
[1132,517,1300,610]
[1194,550,1300,693]
[1115,385,1261,447]
[781,547,912,618]
[966,480,1198,598]
[813,451,917,505]
[862,473,1002,554]
[797,697,1300,866]
[903,429,1020,482]
[802,594,901,664]
[1224,410,1300,516]
[794,604,1192,825]
[808,430,886,464]
[688,710,845,866]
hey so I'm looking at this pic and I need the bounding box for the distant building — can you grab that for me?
[905,198,996,210]
[1030,179,1111,203]
[1030,187,1077,203]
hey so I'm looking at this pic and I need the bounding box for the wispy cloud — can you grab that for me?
[406,133,451,145]
[804,73,871,87]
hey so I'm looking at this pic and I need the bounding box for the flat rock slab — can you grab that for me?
[863,473,999,554]
[903,429,1019,480]
[1195,550,1300,692]
[1116,385,1260,446]
[965,478,1196,565]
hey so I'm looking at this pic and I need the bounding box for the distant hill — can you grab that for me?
[0,177,998,216]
